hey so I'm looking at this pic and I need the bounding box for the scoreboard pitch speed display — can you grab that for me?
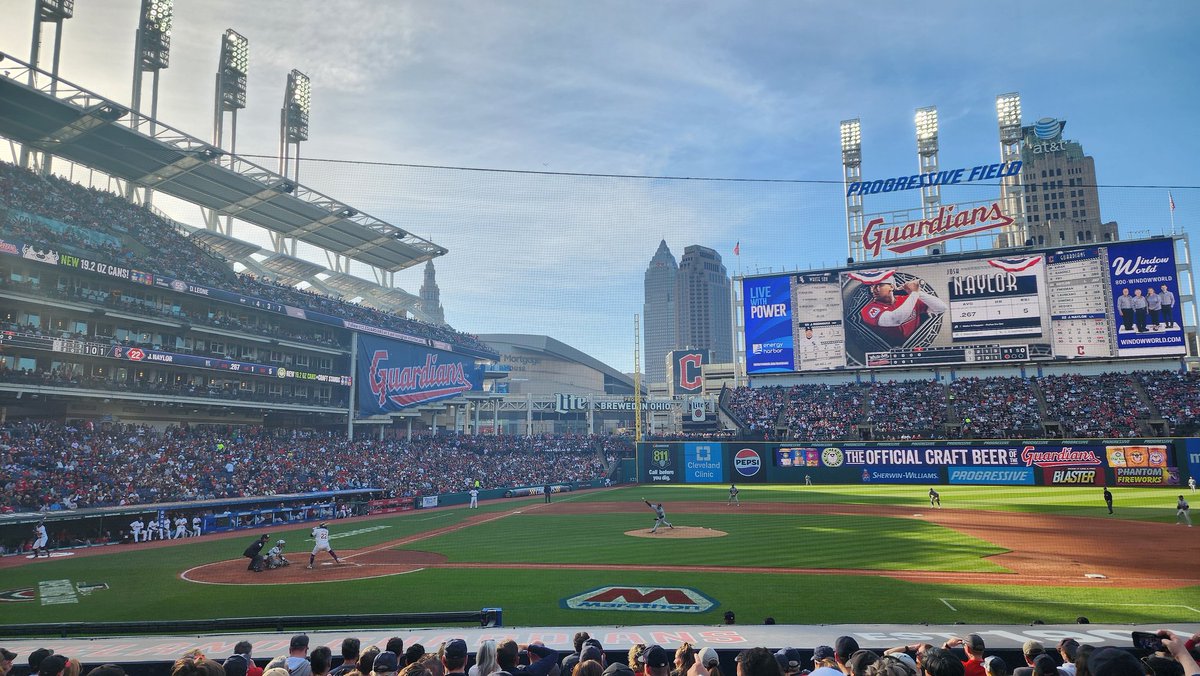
[741,238,1186,374]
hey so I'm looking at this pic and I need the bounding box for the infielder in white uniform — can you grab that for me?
[643,499,674,533]
[307,522,343,568]
[130,518,145,543]
[174,516,189,539]
[469,488,479,509]
[32,521,49,557]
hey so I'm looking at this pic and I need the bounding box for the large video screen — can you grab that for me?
[743,238,1185,374]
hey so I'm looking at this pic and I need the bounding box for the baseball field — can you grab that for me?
[1,484,1198,629]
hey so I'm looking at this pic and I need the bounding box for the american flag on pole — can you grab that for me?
[1170,192,1176,212]
[846,269,896,285]
[733,241,740,256]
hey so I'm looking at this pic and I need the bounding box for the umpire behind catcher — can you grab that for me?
[244,534,270,572]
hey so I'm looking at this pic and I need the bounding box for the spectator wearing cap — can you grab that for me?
[29,649,55,675]
[835,638,862,674]
[734,649,780,676]
[566,639,605,676]
[1086,650,1145,676]
[85,666,127,676]
[443,640,469,676]
[1056,642,1079,676]
[469,641,500,676]
[497,641,557,676]
[605,664,635,676]
[374,653,401,676]
[774,649,803,676]
[225,641,257,676]
[983,657,1008,676]
[1,648,17,676]
[694,649,721,676]
[942,635,987,676]
[921,651,965,676]
[1013,642,1045,676]
[267,635,313,676]
[673,644,696,676]
[845,652,880,676]
[332,640,362,676]
[641,646,673,676]
[1031,656,1057,676]
[312,648,333,676]
[581,642,607,669]
[810,647,840,676]
[40,656,69,676]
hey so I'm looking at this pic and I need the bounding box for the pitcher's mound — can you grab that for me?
[625,526,727,539]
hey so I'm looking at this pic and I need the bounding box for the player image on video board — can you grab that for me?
[841,270,946,366]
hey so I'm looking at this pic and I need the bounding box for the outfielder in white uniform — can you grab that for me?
[130,518,145,543]
[174,516,189,539]
[307,522,343,568]
[32,522,49,557]
[643,499,674,533]
[469,488,479,509]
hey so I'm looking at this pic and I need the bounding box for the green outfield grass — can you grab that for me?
[0,484,1196,628]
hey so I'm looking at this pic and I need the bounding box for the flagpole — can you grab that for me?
[1169,191,1177,234]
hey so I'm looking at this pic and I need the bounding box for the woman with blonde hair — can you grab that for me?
[629,645,647,676]
[469,641,499,676]
[672,644,696,676]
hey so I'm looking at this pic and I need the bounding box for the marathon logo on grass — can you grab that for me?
[948,467,1035,485]
[734,448,761,477]
[563,586,716,613]
[1042,467,1103,485]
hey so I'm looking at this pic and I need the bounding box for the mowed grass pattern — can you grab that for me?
[0,484,1197,626]
[405,513,1010,572]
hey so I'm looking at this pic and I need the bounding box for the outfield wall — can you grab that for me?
[637,439,1200,487]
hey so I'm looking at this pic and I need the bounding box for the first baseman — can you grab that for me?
[308,522,343,568]
[644,499,674,533]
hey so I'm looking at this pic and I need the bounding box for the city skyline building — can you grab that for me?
[419,259,446,325]
[676,244,733,367]
[1019,117,1119,247]
[643,239,678,383]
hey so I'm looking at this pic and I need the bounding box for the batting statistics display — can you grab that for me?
[743,238,1186,374]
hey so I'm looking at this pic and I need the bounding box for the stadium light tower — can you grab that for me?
[841,118,864,263]
[279,69,310,183]
[130,0,172,205]
[996,92,1027,248]
[23,0,74,172]
[213,29,248,152]
[915,106,941,222]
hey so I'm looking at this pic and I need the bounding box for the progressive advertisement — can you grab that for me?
[742,238,1185,374]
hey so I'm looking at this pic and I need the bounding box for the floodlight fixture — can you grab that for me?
[222,29,249,76]
[915,106,938,142]
[136,0,173,71]
[840,118,862,152]
[996,92,1021,128]
[284,69,311,142]
[38,0,73,20]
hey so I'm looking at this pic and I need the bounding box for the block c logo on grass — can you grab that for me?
[563,586,716,613]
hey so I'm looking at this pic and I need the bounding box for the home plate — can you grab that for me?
[1084,573,1107,579]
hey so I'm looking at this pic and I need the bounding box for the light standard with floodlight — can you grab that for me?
[841,119,863,263]
[915,106,941,225]
[996,92,1027,248]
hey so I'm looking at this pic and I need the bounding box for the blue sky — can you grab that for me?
[2,1,1198,374]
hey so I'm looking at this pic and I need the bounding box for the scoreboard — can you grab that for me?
[742,238,1185,374]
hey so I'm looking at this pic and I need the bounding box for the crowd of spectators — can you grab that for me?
[947,376,1042,440]
[0,161,494,357]
[7,626,1200,676]
[725,371,1195,441]
[1036,373,1150,438]
[0,422,619,513]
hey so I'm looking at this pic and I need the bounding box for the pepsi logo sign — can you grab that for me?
[734,448,761,477]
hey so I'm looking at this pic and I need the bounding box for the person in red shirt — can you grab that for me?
[860,279,948,345]
[942,634,986,676]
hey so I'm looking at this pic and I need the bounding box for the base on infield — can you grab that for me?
[625,526,727,539]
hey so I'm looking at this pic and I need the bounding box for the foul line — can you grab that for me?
[938,599,1200,614]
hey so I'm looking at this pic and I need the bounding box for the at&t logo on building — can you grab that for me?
[734,448,761,477]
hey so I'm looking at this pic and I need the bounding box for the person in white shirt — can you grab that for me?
[191,516,202,537]
[307,522,343,569]
[130,518,145,543]
[32,521,49,557]
[469,488,479,509]
[174,516,189,539]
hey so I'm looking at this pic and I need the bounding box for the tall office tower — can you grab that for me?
[643,240,678,383]
[419,260,446,325]
[1020,117,1119,247]
[676,245,733,365]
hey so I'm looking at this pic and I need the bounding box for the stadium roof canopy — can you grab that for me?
[478,333,637,394]
[0,54,443,273]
